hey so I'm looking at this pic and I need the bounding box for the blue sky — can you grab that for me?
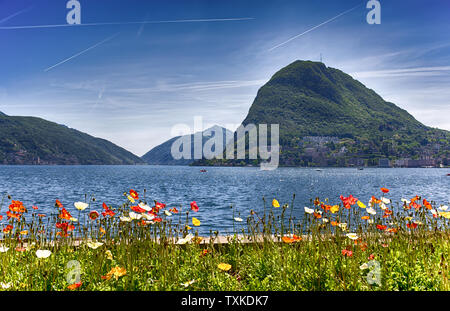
[0,0,449,155]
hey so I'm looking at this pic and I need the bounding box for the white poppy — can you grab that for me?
[120,216,132,222]
[346,233,359,240]
[164,210,172,217]
[1,282,11,289]
[35,250,52,258]
[181,280,195,287]
[322,218,329,223]
[439,205,448,211]
[304,207,314,214]
[367,207,376,215]
[177,234,194,245]
[359,263,369,270]
[380,197,391,204]
[138,202,152,212]
[0,246,9,253]
[74,202,89,211]
[401,198,410,204]
[234,217,243,222]
[142,213,155,221]
[129,212,142,220]
[87,241,104,249]
[379,202,387,210]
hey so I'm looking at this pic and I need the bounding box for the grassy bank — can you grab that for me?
[0,189,448,291]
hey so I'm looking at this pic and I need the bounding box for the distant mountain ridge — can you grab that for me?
[195,60,450,167]
[0,112,144,165]
[142,125,233,165]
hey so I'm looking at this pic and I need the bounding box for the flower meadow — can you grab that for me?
[0,187,448,291]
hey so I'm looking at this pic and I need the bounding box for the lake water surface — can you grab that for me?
[0,166,448,234]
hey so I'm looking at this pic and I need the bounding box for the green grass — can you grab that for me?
[0,190,448,291]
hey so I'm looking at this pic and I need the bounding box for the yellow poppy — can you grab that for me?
[357,201,366,209]
[330,205,340,213]
[272,199,280,208]
[192,217,201,227]
[218,263,232,271]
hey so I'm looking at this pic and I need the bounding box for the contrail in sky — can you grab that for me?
[0,17,254,30]
[268,4,361,52]
[0,6,34,24]
[44,33,120,72]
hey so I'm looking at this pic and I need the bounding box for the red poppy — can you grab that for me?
[368,254,375,260]
[380,187,389,193]
[0,215,2,221]
[376,224,387,231]
[340,195,358,209]
[190,201,199,212]
[55,200,63,208]
[407,222,418,229]
[89,210,100,220]
[130,205,147,213]
[341,249,353,257]
[3,225,13,233]
[154,202,166,212]
[153,217,162,223]
[129,189,139,200]
[32,205,39,210]
[102,203,116,217]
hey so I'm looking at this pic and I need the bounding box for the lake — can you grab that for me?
[0,166,448,235]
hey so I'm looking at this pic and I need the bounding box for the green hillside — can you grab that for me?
[0,113,144,165]
[196,60,450,167]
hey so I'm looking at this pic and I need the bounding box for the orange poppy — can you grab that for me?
[423,199,432,210]
[129,189,139,200]
[313,212,322,219]
[361,216,370,220]
[380,187,389,193]
[9,201,26,213]
[376,224,387,231]
[169,207,179,214]
[32,205,39,210]
[67,282,82,290]
[55,200,63,208]
[293,235,302,241]
[282,236,295,243]
[59,208,73,220]
[6,211,21,220]
[331,221,339,226]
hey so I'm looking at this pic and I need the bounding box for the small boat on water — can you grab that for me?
[358,167,364,170]
[315,169,323,172]
[200,169,207,173]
